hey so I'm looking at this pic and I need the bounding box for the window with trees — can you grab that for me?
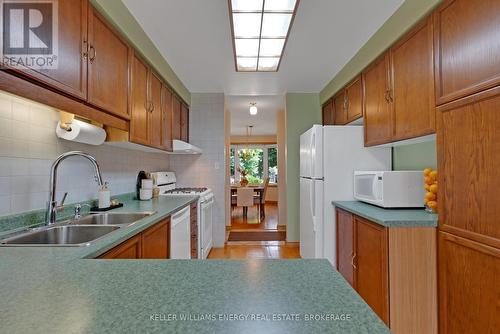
[230,144,278,185]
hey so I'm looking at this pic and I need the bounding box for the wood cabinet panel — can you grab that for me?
[336,209,355,287]
[172,95,182,140]
[355,216,389,324]
[129,55,149,145]
[438,232,500,334]
[161,86,173,151]
[10,0,88,99]
[149,73,163,148]
[437,89,500,248]
[142,218,170,259]
[434,0,500,105]
[333,91,347,125]
[87,5,130,118]
[181,103,189,142]
[345,76,363,122]
[363,54,392,146]
[391,17,435,140]
[99,235,141,259]
[322,100,334,125]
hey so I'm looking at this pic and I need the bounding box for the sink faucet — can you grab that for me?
[46,151,104,225]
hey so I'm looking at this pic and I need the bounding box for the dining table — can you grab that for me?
[230,184,266,219]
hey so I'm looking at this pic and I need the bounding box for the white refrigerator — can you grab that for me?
[299,125,391,265]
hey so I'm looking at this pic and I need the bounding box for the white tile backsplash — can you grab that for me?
[0,90,170,216]
[169,93,226,247]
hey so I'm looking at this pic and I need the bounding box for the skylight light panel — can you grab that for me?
[264,0,296,12]
[231,0,264,12]
[232,13,262,38]
[229,0,299,72]
[259,39,285,57]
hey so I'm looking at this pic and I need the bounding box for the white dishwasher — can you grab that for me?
[170,206,191,259]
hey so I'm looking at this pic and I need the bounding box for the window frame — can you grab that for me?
[230,144,277,184]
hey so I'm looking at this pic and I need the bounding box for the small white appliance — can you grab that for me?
[299,125,391,264]
[354,171,425,208]
[170,206,191,259]
[150,171,213,259]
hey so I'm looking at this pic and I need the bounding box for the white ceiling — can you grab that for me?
[123,0,404,95]
[226,95,284,136]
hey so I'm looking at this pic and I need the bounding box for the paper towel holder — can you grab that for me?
[59,111,74,131]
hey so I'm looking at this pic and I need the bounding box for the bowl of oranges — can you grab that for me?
[424,168,438,213]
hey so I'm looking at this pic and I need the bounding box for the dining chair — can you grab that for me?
[254,177,270,219]
[237,187,255,219]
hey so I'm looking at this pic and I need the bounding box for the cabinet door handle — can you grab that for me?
[384,90,390,103]
[351,254,357,269]
[389,89,394,103]
[82,39,88,59]
[150,102,155,113]
[89,45,96,63]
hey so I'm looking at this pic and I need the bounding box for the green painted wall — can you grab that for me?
[320,0,442,104]
[393,140,437,171]
[285,93,322,242]
[91,0,190,104]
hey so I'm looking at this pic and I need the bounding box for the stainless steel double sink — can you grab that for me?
[0,212,155,247]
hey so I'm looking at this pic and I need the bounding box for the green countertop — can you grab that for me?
[333,201,438,228]
[0,197,390,334]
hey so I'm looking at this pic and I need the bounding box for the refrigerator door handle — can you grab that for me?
[310,179,316,220]
[310,130,315,177]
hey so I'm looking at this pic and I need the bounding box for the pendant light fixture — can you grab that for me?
[249,102,258,115]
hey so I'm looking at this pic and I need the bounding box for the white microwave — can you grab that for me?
[353,171,425,208]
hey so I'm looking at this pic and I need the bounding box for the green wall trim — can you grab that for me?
[285,93,322,242]
[91,0,191,104]
[319,0,442,104]
[392,140,437,171]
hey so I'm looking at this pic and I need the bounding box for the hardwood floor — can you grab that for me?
[208,241,300,259]
[231,203,279,230]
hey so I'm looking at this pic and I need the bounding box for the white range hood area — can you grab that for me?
[105,139,202,155]
[172,140,202,154]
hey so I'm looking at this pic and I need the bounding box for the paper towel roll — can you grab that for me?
[56,119,106,145]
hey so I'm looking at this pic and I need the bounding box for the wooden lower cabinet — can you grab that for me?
[99,218,170,259]
[438,233,500,334]
[190,203,198,259]
[335,208,437,333]
[142,218,170,259]
[355,216,389,323]
[100,234,141,259]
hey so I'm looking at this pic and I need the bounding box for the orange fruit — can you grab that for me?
[429,184,438,194]
[425,176,434,185]
[424,184,431,191]
[429,170,438,181]
[425,192,436,201]
[423,168,432,176]
[424,198,429,205]
[427,201,438,211]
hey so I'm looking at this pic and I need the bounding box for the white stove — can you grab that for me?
[151,172,213,259]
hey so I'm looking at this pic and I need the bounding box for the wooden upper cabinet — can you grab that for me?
[363,54,392,146]
[172,95,182,140]
[181,103,189,142]
[434,0,500,105]
[345,76,363,123]
[336,209,355,287]
[10,0,88,100]
[322,100,334,125]
[99,235,141,259]
[142,218,170,259]
[149,73,163,148]
[161,86,173,151]
[437,88,500,249]
[333,91,347,125]
[391,16,435,141]
[87,5,130,118]
[438,232,500,334]
[355,216,389,324]
[130,55,149,146]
